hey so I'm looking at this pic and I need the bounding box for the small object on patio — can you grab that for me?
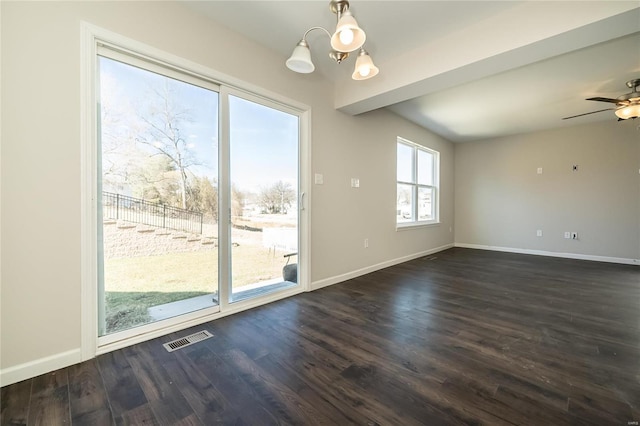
[283,252,298,283]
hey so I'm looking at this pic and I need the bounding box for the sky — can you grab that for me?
[99,56,299,194]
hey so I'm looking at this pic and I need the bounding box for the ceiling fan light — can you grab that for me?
[331,11,366,52]
[286,40,315,74]
[352,48,379,80]
[614,103,640,119]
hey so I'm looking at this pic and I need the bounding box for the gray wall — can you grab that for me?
[455,120,640,261]
[1,2,454,374]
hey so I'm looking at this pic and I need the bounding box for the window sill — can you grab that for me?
[396,221,440,231]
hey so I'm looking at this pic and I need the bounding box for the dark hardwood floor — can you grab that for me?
[2,248,639,425]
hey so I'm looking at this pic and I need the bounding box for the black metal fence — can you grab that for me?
[102,192,203,235]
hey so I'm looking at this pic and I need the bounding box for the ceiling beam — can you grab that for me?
[335,4,640,115]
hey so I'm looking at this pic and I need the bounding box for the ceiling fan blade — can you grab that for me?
[562,108,613,120]
[586,97,620,104]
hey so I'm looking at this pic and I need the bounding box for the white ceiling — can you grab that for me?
[185,1,640,142]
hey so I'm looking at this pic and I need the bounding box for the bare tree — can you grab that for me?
[135,81,201,209]
[232,185,245,218]
[188,176,218,221]
[258,181,295,214]
[100,73,146,193]
[131,155,180,205]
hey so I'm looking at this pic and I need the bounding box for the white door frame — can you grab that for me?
[80,22,311,359]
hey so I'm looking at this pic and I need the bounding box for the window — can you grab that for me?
[396,138,439,226]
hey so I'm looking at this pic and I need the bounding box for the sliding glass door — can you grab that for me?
[94,44,305,343]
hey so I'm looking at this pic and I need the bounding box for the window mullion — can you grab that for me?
[412,184,418,222]
[413,147,418,221]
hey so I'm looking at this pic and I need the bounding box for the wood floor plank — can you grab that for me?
[123,344,200,425]
[116,337,235,425]
[27,370,70,426]
[567,393,634,425]
[222,348,338,425]
[185,345,286,425]
[490,385,576,425]
[248,302,496,425]
[235,314,391,425]
[253,353,363,425]
[97,350,149,419]
[164,351,239,425]
[203,315,377,424]
[1,379,32,426]
[68,358,114,426]
[117,403,158,426]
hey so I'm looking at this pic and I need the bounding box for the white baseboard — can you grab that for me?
[1,349,82,387]
[311,243,454,291]
[454,243,640,266]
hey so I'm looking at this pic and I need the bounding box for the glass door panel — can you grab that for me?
[97,55,219,336]
[228,95,299,302]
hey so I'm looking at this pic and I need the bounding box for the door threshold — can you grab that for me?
[148,293,218,322]
[146,280,298,322]
[231,280,297,303]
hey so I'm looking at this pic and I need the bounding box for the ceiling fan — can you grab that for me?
[562,78,640,121]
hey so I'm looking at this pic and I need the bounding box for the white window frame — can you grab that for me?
[396,137,439,229]
[81,22,311,359]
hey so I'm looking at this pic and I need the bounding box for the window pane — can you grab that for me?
[229,95,299,302]
[397,183,414,222]
[397,143,414,183]
[417,150,434,186]
[418,187,434,221]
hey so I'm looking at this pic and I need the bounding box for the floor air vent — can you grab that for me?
[163,330,213,352]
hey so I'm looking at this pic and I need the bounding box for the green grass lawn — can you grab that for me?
[104,245,291,333]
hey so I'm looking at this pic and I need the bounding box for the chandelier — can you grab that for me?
[285,0,379,81]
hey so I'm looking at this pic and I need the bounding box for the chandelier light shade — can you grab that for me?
[330,10,366,52]
[352,48,379,80]
[285,0,378,81]
[286,39,315,73]
[614,102,640,119]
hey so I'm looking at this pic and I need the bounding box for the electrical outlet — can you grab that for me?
[364,238,369,248]
[571,232,578,240]
[537,167,543,175]
[536,230,543,237]
[564,232,571,239]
